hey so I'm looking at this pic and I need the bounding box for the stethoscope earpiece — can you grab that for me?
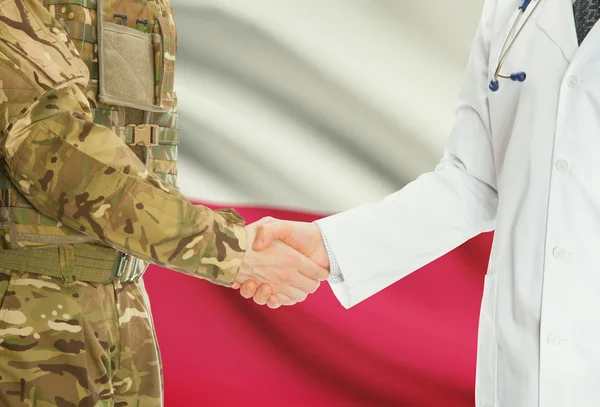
[510,71,527,82]
[489,80,500,92]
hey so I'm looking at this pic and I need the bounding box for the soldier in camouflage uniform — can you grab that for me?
[0,0,329,405]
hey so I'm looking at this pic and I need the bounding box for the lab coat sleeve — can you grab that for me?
[316,0,499,309]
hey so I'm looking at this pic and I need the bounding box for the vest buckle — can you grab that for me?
[128,124,159,147]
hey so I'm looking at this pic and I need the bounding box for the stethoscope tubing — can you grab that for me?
[490,0,543,91]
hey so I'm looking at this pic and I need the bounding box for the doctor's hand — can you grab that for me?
[233,220,329,308]
[233,218,330,308]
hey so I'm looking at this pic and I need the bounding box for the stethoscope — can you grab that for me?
[489,0,543,92]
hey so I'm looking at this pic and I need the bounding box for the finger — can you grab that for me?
[299,263,329,282]
[253,283,273,306]
[267,295,281,309]
[280,285,308,304]
[275,293,296,307]
[291,250,330,283]
[287,270,320,295]
[253,221,293,252]
[231,282,241,290]
[240,280,258,299]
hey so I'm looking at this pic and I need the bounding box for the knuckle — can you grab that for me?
[309,269,322,281]
[280,268,295,283]
[242,288,256,298]
[278,295,292,306]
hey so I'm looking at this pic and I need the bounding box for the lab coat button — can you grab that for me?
[553,246,566,259]
[547,334,561,345]
[567,75,579,88]
[556,159,569,172]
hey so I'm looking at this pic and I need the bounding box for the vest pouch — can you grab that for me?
[97,0,168,112]
[154,16,177,111]
[97,21,165,111]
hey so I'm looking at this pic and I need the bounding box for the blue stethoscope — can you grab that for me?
[489,0,543,91]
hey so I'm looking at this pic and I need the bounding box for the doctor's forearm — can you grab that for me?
[315,162,497,307]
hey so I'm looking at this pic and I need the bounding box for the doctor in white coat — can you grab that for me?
[236,0,600,405]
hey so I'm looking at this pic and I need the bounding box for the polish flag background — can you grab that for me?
[144,1,489,406]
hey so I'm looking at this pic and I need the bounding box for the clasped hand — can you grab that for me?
[233,218,329,309]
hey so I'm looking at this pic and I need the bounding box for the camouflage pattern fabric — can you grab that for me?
[0,1,247,404]
[0,0,246,407]
[0,267,162,407]
[153,16,176,111]
[0,0,247,287]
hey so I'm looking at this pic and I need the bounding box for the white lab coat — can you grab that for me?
[316,0,600,405]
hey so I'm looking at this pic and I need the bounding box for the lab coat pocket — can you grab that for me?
[475,272,498,407]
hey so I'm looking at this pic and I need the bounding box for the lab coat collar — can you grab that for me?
[536,0,578,61]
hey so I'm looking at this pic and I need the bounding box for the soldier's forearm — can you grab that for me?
[3,84,247,285]
[0,0,247,285]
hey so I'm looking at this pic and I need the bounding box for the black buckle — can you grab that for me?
[113,13,128,24]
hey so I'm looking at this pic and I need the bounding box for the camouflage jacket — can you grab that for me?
[0,0,247,286]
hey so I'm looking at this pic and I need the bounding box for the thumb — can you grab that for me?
[252,223,276,251]
[252,221,292,251]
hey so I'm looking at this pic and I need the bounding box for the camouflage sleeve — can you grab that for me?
[0,0,246,286]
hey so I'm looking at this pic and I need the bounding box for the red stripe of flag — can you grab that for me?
[144,203,492,407]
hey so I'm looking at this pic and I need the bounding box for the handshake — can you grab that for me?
[232,217,330,309]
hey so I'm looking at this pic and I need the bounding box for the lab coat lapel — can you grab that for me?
[536,0,578,61]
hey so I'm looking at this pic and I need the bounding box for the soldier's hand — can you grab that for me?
[234,220,329,308]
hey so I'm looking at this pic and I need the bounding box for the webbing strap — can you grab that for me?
[115,125,179,146]
[86,61,98,80]
[0,244,120,284]
[45,0,97,10]
[59,246,76,285]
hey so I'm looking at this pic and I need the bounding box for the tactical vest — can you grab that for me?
[0,0,179,280]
